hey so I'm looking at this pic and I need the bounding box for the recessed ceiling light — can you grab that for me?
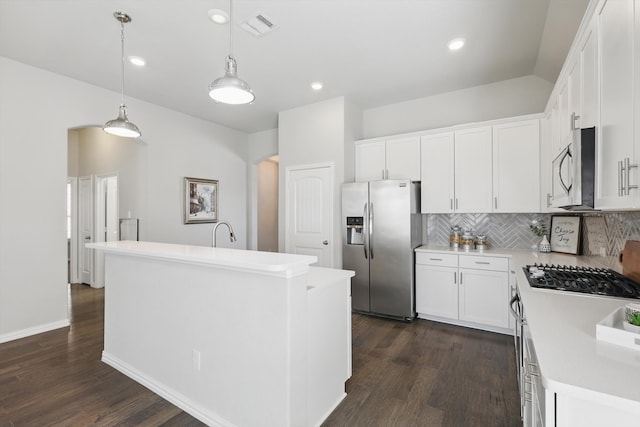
[448,38,465,51]
[128,56,146,67]
[208,9,229,24]
[311,82,323,91]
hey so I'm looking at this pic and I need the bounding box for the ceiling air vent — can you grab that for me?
[241,12,277,37]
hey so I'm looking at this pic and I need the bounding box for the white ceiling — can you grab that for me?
[0,0,589,134]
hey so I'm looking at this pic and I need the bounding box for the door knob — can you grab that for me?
[84,236,91,240]
[323,240,328,245]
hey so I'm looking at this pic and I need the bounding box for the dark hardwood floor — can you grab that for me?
[0,284,520,426]
[322,314,521,427]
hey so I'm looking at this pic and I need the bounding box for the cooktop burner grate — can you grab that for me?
[523,263,640,299]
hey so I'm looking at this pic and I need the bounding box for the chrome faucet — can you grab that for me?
[212,221,237,247]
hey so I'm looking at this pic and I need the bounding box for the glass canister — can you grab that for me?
[461,229,475,251]
[475,234,488,251]
[449,226,461,249]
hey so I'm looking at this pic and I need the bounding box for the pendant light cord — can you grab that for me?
[120,21,126,106]
[229,0,233,59]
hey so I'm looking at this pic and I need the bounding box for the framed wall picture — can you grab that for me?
[184,177,218,224]
[550,215,582,254]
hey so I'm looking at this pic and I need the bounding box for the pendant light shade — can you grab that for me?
[104,11,141,138]
[208,56,255,104]
[104,105,141,138]
[208,0,254,105]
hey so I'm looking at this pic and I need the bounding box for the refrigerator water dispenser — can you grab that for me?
[346,217,364,245]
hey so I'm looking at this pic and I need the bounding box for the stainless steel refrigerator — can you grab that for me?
[342,179,422,321]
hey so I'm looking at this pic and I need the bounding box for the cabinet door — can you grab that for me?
[415,264,458,320]
[580,21,598,129]
[595,0,635,209]
[458,268,509,329]
[386,136,420,181]
[557,80,570,148]
[567,57,581,131]
[455,127,493,213]
[492,120,541,212]
[420,132,455,213]
[355,141,385,182]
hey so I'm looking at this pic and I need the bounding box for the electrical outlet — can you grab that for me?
[192,349,201,371]
[599,247,606,257]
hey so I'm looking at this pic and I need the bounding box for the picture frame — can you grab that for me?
[550,215,582,254]
[184,177,218,224]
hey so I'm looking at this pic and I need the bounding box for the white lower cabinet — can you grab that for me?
[459,267,509,328]
[416,251,510,333]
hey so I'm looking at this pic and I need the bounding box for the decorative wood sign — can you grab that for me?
[550,216,582,255]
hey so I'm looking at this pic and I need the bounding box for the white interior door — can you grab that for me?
[94,174,118,288]
[285,164,333,267]
[67,177,78,284]
[78,175,94,285]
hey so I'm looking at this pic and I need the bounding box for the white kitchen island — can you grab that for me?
[87,241,354,427]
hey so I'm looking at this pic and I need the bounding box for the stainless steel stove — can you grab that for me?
[523,264,640,299]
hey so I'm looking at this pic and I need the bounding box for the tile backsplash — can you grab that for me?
[423,212,640,256]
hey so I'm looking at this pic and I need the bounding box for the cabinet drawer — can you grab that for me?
[415,252,458,267]
[459,255,508,271]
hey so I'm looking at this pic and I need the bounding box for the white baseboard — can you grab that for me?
[311,392,347,427]
[0,318,70,344]
[101,352,233,427]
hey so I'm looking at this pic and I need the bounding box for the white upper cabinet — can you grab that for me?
[385,136,421,181]
[595,0,636,209]
[420,132,455,213]
[455,126,494,213]
[419,118,542,214]
[354,136,420,182]
[580,20,598,129]
[492,119,541,213]
[420,126,493,214]
[354,140,386,181]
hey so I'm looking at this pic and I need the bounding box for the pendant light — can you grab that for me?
[103,11,141,138]
[208,0,255,105]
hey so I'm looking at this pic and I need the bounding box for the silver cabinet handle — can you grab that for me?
[623,157,638,195]
[570,112,581,130]
[454,271,457,284]
[619,160,625,197]
[450,198,453,211]
[546,193,552,207]
[459,272,463,285]
[455,198,459,210]
[429,258,443,261]
[494,197,498,210]
[475,261,490,265]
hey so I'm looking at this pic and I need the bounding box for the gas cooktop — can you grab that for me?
[523,263,640,299]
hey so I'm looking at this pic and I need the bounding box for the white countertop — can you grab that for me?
[417,245,640,409]
[87,241,318,277]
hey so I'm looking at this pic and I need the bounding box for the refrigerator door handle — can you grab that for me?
[369,202,374,259]
[363,203,368,259]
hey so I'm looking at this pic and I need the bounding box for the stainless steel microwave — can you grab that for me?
[551,127,595,210]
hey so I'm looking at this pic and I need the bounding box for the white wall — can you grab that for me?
[278,97,360,268]
[362,75,553,138]
[0,56,248,342]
